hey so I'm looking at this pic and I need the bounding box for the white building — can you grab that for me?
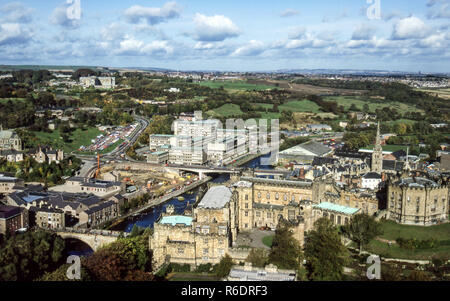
[361,172,382,190]
[168,147,206,166]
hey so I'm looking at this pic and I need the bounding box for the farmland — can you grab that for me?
[198,80,278,91]
[324,96,424,113]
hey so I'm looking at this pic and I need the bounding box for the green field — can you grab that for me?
[262,235,274,248]
[31,127,102,153]
[199,80,277,91]
[208,103,243,118]
[365,221,450,260]
[279,100,322,114]
[324,96,423,113]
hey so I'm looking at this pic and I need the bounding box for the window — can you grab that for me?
[178,248,184,254]
[266,193,270,200]
[256,211,261,218]
[245,211,249,217]
[204,238,209,244]
[284,194,288,201]
[258,192,261,199]
[291,195,295,202]
[275,193,279,200]
[245,203,248,209]
[203,248,209,255]
[245,194,248,200]
[245,223,248,228]
[267,213,272,219]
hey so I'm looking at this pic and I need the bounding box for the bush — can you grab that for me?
[396,238,439,250]
[195,263,213,273]
[169,263,191,273]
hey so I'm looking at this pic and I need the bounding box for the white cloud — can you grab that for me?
[124,2,181,25]
[191,13,240,42]
[0,2,34,23]
[115,36,174,57]
[280,9,300,18]
[419,33,448,48]
[427,1,450,19]
[288,27,306,39]
[0,22,32,46]
[392,16,431,39]
[352,24,377,40]
[285,33,335,49]
[100,22,125,41]
[232,40,266,56]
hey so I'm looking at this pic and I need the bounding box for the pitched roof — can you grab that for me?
[198,186,232,209]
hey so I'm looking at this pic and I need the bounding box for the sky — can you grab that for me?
[0,0,449,72]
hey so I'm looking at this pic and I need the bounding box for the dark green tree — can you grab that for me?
[304,218,349,281]
[268,220,303,270]
[342,214,383,254]
[215,254,234,278]
[246,248,268,268]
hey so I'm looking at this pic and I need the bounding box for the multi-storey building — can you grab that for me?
[0,174,24,195]
[29,146,64,164]
[149,134,174,151]
[0,205,28,235]
[387,176,448,226]
[150,185,238,269]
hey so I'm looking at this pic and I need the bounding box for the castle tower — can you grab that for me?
[371,122,383,173]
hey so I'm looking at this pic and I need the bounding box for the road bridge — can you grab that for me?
[55,229,125,252]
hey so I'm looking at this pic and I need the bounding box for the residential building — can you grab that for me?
[0,173,24,195]
[29,146,64,164]
[149,134,174,150]
[147,151,169,164]
[361,172,382,190]
[0,149,24,163]
[0,205,28,235]
[49,177,124,198]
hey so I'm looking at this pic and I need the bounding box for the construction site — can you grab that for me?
[94,159,200,200]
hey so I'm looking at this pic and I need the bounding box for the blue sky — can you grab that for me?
[0,0,449,72]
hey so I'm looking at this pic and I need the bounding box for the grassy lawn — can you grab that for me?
[279,100,322,114]
[365,220,450,260]
[324,96,423,113]
[0,98,27,104]
[199,80,277,91]
[208,103,243,118]
[31,127,102,153]
[262,235,274,248]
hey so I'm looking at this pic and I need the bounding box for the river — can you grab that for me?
[120,153,275,232]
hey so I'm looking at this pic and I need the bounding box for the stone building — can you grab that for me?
[0,174,24,195]
[387,176,449,226]
[0,205,28,235]
[33,206,65,230]
[0,149,24,163]
[150,185,238,270]
[0,127,22,151]
[29,146,64,164]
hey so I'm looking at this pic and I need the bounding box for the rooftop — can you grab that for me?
[280,141,332,157]
[313,202,360,215]
[198,186,232,209]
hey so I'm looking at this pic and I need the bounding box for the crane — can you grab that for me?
[95,153,101,179]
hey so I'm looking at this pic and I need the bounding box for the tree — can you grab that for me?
[246,248,268,268]
[268,220,303,270]
[304,218,349,281]
[342,214,383,254]
[215,254,234,278]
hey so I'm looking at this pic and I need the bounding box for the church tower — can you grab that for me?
[371,122,383,173]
